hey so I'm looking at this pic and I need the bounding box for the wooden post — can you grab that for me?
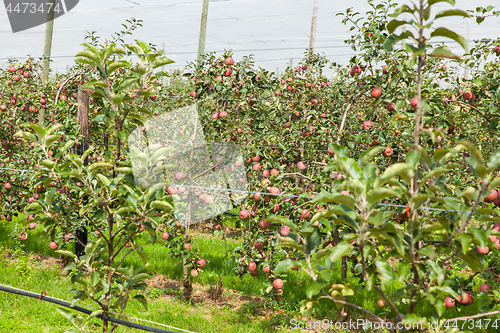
[309,0,319,50]
[197,0,210,62]
[464,21,471,80]
[40,0,56,125]
[75,86,89,258]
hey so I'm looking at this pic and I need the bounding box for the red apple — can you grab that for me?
[477,246,489,254]
[252,163,262,171]
[480,283,491,292]
[377,299,385,307]
[371,87,382,98]
[444,296,455,308]
[273,279,284,289]
[271,169,279,177]
[262,169,270,177]
[280,226,290,236]
[411,97,418,108]
[197,259,206,268]
[49,241,58,250]
[223,68,232,76]
[224,57,234,65]
[239,209,249,219]
[457,292,470,305]
[362,120,373,130]
[248,261,257,271]
[175,172,185,181]
[350,66,361,77]
[219,111,228,118]
[4,182,12,190]
[259,220,271,229]
[262,265,271,273]
[463,90,474,100]
[382,146,393,158]
[386,103,395,112]
[250,269,259,277]
[161,232,169,240]
[18,234,26,241]
[297,161,307,171]
[269,187,280,197]
[485,190,498,203]
[28,222,36,229]
[254,242,263,250]
[185,243,191,250]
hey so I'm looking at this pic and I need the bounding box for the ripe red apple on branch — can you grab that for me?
[371,87,382,98]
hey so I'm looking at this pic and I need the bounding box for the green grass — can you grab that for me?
[0,216,496,333]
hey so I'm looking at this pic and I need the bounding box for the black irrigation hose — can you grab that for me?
[0,285,178,333]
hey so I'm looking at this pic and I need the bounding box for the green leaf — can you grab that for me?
[428,0,455,5]
[306,229,323,255]
[28,124,46,140]
[367,188,401,205]
[379,163,413,181]
[107,61,131,75]
[311,193,355,209]
[328,242,352,264]
[430,27,468,51]
[150,200,173,211]
[40,160,55,169]
[387,19,408,34]
[88,162,112,173]
[55,250,76,259]
[390,4,416,18]
[75,51,100,65]
[327,144,348,158]
[153,56,175,69]
[358,147,385,166]
[460,253,482,272]
[374,258,392,289]
[431,46,462,60]
[125,44,143,54]
[306,282,326,299]
[487,149,500,169]
[119,130,129,142]
[472,228,488,248]
[434,9,471,19]
[274,259,301,274]
[89,310,104,319]
[96,174,110,188]
[133,295,148,311]
[406,150,421,168]
[458,141,483,164]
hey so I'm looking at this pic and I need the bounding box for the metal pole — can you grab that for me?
[309,0,319,50]
[75,86,89,258]
[197,0,210,61]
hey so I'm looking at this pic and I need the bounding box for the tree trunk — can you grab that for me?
[182,225,193,298]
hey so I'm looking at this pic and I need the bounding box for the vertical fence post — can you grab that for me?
[464,21,471,80]
[75,86,89,258]
[197,0,210,62]
[309,0,319,50]
[40,0,56,125]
